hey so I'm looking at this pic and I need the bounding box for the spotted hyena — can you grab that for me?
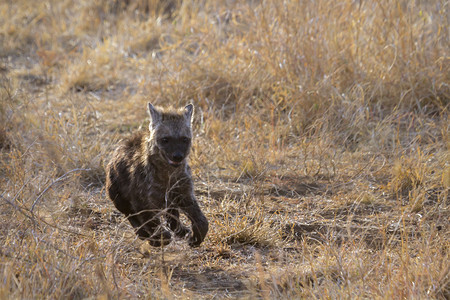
[105,103,208,247]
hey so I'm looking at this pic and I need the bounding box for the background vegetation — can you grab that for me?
[0,0,448,298]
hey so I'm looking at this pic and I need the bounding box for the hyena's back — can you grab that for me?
[106,132,147,216]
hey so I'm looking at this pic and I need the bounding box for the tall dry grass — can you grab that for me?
[0,0,448,298]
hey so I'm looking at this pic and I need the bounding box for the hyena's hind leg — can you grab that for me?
[166,208,191,238]
[107,190,171,246]
[128,210,172,247]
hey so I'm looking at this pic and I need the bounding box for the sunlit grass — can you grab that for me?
[0,0,448,298]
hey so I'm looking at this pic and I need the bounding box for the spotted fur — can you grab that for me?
[105,103,208,247]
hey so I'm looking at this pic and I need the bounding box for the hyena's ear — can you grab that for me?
[148,103,161,128]
[184,103,194,126]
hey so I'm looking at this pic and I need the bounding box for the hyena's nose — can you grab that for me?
[172,152,184,162]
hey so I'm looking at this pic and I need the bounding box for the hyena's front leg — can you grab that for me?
[180,196,208,247]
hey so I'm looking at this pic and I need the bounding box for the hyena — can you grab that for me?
[105,103,208,247]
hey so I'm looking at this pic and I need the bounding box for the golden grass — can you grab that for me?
[1,0,448,298]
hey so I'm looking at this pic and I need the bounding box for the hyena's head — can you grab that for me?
[147,103,194,167]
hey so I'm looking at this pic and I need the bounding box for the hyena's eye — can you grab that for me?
[182,137,190,143]
[160,138,169,144]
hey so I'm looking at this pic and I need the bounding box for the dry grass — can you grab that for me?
[1,0,449,298]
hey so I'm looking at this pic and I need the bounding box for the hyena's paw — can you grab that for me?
[188,218,209,247]
[148,229,172,247]
[188,219,208,248]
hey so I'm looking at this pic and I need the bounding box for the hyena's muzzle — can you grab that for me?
[159,136,191,167]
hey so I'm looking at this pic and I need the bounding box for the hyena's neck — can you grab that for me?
[144,134,156,154]
[143,134,166,168]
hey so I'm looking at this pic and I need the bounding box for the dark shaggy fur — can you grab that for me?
[105,103,208,247]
